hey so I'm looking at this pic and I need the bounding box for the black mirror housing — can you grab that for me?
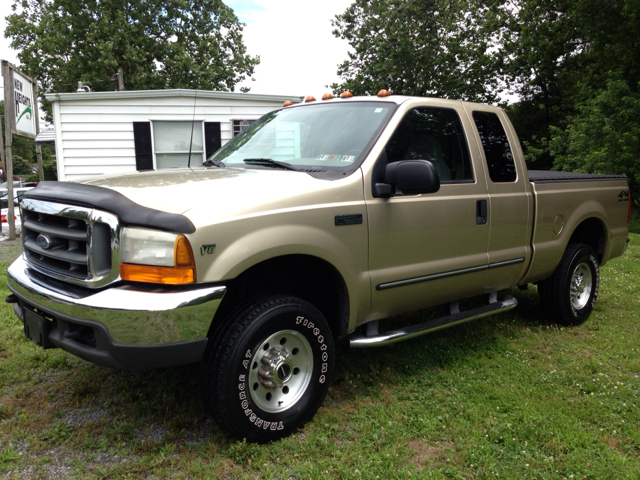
[385,160,440,195]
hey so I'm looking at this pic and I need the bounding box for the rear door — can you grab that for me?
[466,106,533,290]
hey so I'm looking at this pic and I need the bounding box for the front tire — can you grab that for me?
[201,295,334,442]
[538,243,600,326]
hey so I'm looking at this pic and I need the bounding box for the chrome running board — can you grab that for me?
[349,296,518,348]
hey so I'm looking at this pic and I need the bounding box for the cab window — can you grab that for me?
[385,107,474,182]
[472,111,516,183]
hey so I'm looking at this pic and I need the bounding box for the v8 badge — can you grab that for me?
[200,243,217,255]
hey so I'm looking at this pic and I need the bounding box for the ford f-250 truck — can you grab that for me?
[5,93,631,442]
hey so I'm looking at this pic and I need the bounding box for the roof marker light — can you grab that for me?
[283,100,293,107]
[322,93,333,100]
[377,89,390,97]
[340,91,353,99]
[305,95,316,102]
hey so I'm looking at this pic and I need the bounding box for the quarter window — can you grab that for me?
[385,107,473,182]
[472,111,516,183]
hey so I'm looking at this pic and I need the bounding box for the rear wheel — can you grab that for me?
[538,243,600,325]
[201,295,334,442]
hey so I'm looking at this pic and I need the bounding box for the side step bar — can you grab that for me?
[350,296,518,348]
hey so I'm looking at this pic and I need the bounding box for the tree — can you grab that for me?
[5,0,259,119]
[548,78,640,197]
[1,101,57,181]
[500,0,640,195]
[332,0,639,192]
[331,0,502,103]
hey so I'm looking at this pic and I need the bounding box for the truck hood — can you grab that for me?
[83,167,358,224]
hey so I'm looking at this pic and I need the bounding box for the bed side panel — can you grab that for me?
[522,179,629,284]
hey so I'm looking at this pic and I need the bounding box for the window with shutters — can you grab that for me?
[233,119,257,137]
[133,121,221,170]
[152,121,205,169]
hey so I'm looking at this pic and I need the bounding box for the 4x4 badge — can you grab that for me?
[200,243,216,255]
[618,190,630,202]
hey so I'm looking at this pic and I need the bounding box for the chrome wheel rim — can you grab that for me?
[248,330,313,413]
[570,262,592,310]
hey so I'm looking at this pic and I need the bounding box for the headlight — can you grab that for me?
[119,227,196,284]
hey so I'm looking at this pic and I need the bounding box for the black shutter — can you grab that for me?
[133,122,154,171]
[204,122,222,158]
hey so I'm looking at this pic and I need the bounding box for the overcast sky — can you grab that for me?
[0,0,354,100]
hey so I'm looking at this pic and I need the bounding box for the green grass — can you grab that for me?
[1,234,639,479]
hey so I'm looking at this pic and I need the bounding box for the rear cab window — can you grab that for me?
[471,111,516,183]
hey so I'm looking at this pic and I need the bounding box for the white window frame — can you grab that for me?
[150,120,206,169]
[232,119,257,137]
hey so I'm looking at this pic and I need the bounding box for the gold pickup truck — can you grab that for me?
[5,94,631,442]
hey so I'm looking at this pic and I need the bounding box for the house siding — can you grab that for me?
[47,90,299,182]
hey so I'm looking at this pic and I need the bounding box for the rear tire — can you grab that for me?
[201,295,334,442]
[538,243,600,326]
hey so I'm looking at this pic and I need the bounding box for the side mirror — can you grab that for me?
[374,160,440,197]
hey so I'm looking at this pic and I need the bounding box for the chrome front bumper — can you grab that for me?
[7,255,226,368]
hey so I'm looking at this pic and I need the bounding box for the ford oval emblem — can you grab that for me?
[36,234,52,250]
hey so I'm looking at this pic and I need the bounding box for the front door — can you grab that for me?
[366,105,491,319]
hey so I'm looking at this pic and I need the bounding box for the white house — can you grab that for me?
[43,89,301,182]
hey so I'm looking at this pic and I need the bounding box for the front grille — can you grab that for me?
[22,209,90,279]
[20,199,120,288]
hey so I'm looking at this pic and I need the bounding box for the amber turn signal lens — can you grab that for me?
[304,95,316,102]
[340,91,353,98]
[175,235,195,267]
[283,100,293,106]
[377,89,390,97]
[120,264,195,285]
[322,93,333,100]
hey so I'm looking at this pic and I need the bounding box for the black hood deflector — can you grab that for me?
[23,182,195,234]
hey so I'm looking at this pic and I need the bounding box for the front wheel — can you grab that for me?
[538,243,600,326]
[201,295,334,442]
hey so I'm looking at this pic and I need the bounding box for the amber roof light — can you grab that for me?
[377,89,390,97]
[322,93,333,100]
[340,91,353,99]
[283,100,293,107]
[304,95,316,102]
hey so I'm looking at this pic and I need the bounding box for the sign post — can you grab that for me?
[2,60,40,241]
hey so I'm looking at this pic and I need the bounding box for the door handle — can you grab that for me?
[476,200,488,225]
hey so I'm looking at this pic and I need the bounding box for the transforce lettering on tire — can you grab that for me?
[296,315,329,384]
[237,370,284,431]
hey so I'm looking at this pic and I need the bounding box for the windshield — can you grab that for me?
[209,102,395,172]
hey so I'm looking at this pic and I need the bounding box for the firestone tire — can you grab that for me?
[538,243,600,326]
[201,295,335,442]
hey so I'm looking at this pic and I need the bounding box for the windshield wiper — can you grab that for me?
[243,158,299,171]
[202,159,226,168]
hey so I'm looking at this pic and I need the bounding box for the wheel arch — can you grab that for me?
[209,254,350,340]
[567,217,607,263]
